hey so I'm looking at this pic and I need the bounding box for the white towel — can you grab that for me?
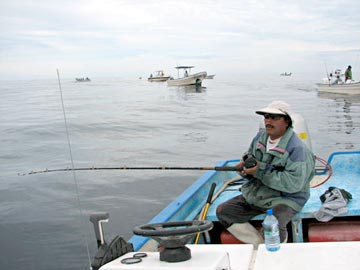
[314,188,349,222]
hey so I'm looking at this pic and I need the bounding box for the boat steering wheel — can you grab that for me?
[133,220,212,237]
[133,220,213,262]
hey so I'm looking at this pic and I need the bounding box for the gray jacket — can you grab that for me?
[241,127,315,211]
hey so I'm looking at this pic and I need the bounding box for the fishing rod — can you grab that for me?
[324,61,331,86]
[20,164,330,176]
[20,166,244,175]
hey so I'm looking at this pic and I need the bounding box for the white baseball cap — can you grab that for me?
[256,100,291,116]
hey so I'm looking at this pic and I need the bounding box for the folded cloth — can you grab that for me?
[314,187,352,222]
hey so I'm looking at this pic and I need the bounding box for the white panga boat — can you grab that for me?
[280,72,292,76]
[147,70,171,82]
[317,69,360,95]
[87,113,360,270]
[75,77,91,82]
[167,66,207,86]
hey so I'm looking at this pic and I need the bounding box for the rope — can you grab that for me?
[311,156,333,188]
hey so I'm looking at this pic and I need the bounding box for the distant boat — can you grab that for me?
[148,70,171,82]
[317,69,360,95]
[167,66,207,86]
[205,74,216,79]
[317,82,360,95]
[280,72,292,76]
[75,77,91,82]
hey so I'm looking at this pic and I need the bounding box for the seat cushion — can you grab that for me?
[220,230,244,244]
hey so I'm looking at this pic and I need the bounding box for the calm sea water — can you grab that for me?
[1,74,360,269]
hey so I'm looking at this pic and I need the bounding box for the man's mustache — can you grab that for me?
[266,124,274,128]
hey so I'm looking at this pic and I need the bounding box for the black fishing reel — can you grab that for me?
[239,153,257,171]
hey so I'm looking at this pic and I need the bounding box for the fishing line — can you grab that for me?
[354,51,360,74]
[56,69,92,269]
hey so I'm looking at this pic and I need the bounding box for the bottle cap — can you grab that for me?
[267,209,273,215]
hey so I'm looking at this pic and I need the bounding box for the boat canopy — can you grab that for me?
[175,66,194,69]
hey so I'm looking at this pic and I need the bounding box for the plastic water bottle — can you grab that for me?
[262,209,280,252]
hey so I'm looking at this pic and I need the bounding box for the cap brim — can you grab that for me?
[255,107,287,115]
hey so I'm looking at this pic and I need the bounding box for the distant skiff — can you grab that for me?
[317,68,360,95]
[167,66,207,86]
[147,70,171,82]
[317,81,360,95]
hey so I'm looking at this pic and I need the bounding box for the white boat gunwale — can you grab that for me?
[98,242,360,270]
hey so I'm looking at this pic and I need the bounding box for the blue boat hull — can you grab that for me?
[129,151,360,251]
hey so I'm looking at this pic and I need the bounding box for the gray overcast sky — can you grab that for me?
[1,0,359,80]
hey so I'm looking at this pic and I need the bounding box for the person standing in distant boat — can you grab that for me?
[216,101,315,248]
[345,65,352,82]
[184,70,188,77]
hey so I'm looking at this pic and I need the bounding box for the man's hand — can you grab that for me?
[236,158,259,177]
[235,161,245,176]
[243,162,259,176]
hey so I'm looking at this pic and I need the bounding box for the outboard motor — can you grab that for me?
[90,213,133,270]
[291,112,312,150]
[259,112,312,150]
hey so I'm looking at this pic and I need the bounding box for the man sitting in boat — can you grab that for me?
[345,65,352,82]
[216,101,315,248]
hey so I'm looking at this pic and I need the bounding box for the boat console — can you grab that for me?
[99,244,253,270]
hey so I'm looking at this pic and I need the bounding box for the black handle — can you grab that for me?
[206,183,217,204]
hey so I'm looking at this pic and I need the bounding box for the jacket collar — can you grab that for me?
[257,127,294,155]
